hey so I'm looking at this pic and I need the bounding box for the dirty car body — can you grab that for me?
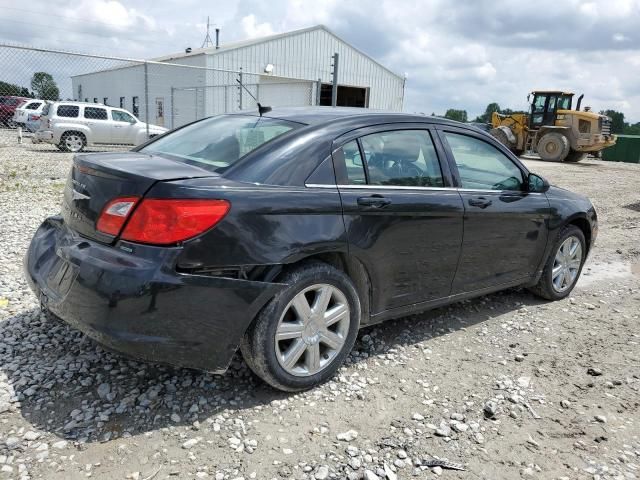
[24,108,598,375]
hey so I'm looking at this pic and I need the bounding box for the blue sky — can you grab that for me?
[1,0,639,121]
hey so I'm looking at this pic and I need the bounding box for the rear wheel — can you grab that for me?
[537,132,570,162]
[59,132,86,153]
[241,262,360,391]
[565,150,587,162]
[529,225,586,300]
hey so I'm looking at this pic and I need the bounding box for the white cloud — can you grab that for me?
[0,0,639,122]
[240,14,275,38]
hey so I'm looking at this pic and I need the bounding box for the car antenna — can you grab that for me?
[235,79,272,116]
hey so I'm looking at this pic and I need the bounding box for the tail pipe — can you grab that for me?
[576,94,584,111]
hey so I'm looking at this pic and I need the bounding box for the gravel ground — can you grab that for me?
[0,129,639,480]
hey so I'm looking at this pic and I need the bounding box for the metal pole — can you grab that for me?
[144,62,150,139]
[238,68,243,110]
[316,78,322,106]
[331,53,339,107]
[170,87,174,129]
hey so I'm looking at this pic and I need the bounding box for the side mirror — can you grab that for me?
[527,173,550,193]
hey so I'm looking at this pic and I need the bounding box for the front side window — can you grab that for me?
[56,105,79,118]
[140,115,302,173]
[532,94,547,113]
[444,132,524,191]
[359,130,444,187]
[112,110,135,123]
[84,107,108,120]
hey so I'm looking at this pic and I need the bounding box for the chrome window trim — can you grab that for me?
[305,183,543,195]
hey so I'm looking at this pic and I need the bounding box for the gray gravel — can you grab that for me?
[1,128,639,479]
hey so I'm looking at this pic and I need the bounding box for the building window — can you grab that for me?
[103,97,108,106]
[84,98,88,103]
[132,96,139,118]
[93,98,98,103]
[119,97,125,108]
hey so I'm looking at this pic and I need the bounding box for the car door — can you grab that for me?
[332,126,464,315]
[111,109,137,145]
[83,106,110,143]
[436,126,550,293]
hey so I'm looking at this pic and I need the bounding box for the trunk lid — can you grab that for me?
[62,151,217,243]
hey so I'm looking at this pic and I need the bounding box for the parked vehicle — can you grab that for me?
[24,112,44,133]
[24,107,597,391]
[13,99,45,128]
[0,96,30,127]
[34,101,167,152]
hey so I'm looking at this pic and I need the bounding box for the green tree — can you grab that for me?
[30,72,59,100]
[624,122,640,135]
[444,109,468,122]
[0,81,31,97]
[599,109,625,134]
[473,102,501,123]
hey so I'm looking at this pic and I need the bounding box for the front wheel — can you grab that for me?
[529,225,586,300]
[241,262,361,391]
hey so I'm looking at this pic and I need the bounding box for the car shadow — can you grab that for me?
[0,287,549,443]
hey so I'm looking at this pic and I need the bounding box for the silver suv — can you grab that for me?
[35,101,167,152]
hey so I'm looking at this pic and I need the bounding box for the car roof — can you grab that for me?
[232,106,464,128]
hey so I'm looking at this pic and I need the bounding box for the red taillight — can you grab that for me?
[96,196,140,236]
[120,198,230,245]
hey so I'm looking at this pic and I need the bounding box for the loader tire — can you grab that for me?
[490,127,515,151]
[537,132,570,162]
[565,150,587,162]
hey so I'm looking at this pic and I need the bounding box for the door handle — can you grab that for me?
[357,195,391,208]
[468,197,492,209]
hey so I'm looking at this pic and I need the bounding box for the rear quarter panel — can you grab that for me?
[146,178,348,270]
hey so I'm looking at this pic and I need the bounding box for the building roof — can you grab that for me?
[153,25,403,80]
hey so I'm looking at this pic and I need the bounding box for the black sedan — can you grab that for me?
[24,107,597,391]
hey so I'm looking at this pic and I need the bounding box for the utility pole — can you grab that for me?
[331,53,339,107]
[201,16,214,48]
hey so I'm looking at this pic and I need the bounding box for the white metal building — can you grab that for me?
[71,25,405,128]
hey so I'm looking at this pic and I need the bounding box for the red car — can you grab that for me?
[0,96,29,127]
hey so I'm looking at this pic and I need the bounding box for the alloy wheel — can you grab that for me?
[64,134,84,152]
[275,284,350,377]
[551,236,583,293]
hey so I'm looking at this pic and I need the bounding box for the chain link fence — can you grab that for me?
[0,44,318,151]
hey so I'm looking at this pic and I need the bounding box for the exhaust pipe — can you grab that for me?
[215,28,220,49]
[576,94,584,111]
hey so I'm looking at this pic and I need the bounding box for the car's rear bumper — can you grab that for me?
[34,130,54,143]
[24,216,285,373]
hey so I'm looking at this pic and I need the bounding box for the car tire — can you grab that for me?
[537,132,570,162]
[240,261,361,391]
[529,225,586,301]
[59,132,86,153]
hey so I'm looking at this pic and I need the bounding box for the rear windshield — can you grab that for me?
[140,115,303,173]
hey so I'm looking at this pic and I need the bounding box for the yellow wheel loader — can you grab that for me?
[490,91,616,162]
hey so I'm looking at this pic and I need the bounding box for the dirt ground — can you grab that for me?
[0,131,639,480]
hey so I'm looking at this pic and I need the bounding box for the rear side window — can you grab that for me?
[26,102,42,110]
[140,115,302,173]
[342,141,366,185]
[84,107,108,120]
[443,132,524,191]
[56,105,79,118]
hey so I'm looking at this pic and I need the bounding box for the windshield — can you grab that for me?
[140,115,303,173]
